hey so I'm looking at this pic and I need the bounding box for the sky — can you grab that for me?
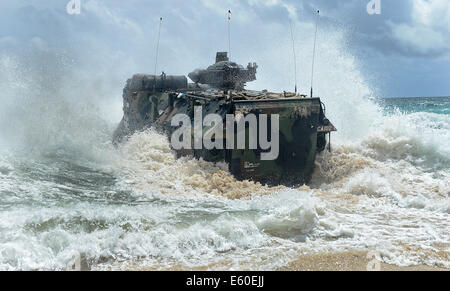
[0,0,449,110]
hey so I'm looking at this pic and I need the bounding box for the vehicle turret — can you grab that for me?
[188,52,257,90]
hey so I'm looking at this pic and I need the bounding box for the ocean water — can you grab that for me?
[379,97,450,116]
[0,37,449,271]
[0,93,448,270]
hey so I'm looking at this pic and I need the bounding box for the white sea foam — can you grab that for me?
[0,98,448,272]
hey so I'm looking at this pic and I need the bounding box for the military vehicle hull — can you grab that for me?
[229,98,322,185]
[113,73,336,186]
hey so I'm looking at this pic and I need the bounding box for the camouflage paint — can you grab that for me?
[113,53,336,186]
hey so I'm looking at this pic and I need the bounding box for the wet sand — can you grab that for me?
[127,251,448,271]
[281,251,448,271]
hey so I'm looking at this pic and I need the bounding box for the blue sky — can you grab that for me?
[0,0,449,100]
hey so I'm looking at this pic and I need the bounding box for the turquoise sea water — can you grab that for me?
[378,97,450,115]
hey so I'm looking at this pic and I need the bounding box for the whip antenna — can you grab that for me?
[228,10,232,60]
[153,17,163,93]
[289,20,298,94]
[154,17,163,76]
[310,10,319,98]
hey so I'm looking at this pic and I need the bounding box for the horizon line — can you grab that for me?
[378,96,450,99]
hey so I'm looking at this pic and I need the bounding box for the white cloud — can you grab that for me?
[389,0,450,56]
[412,0,450,30]
[83,0,144,38]
[389,22,447,55]
[30,37,49,52]
[247,0,300,20]
[0,36,18,46]
[200,0,299,22]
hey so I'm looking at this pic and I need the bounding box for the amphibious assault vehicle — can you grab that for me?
[113,52,336,185]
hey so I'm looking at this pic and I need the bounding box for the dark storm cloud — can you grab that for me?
[280,0,447,58]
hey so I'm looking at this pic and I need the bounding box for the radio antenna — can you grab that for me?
[310,10,319,98]
[228,10,232,60]
[154,17,163,76]
[289,20,298,94]
[153,17,163,93]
